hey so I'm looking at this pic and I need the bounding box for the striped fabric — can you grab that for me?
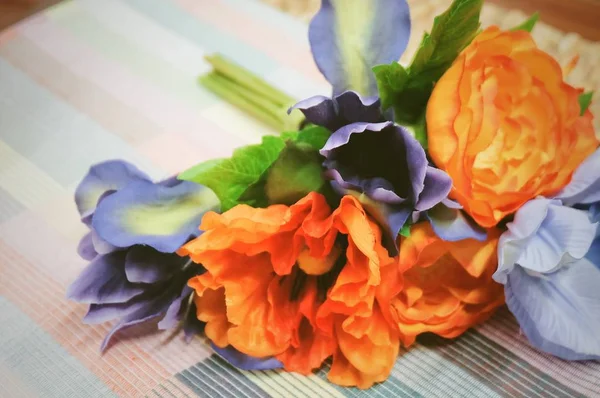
[0,1,598,397]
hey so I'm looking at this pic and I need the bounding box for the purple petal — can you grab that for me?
[494,198,596,284]
[414,167,452,211]
[321,122,391,155]
[66,251,145,304]
[308,0,411,95]
[183,300,205,342]
[124,246,185,284]
[91,230,119,255]
[157,285,192,330]
[289,91,383,132]
[402,129,428,202]
[336,91,381,123]
[557,149,600,206]
[77,233,98,261]
[83,295,150,325]
[92,179,218,253]
[211,344,283,371]
[75,160,150,218]
[100,302,166,352]
[426,204,487,242]
[505,256,600,360]
[442,197,463,209]
[289,95,340,131]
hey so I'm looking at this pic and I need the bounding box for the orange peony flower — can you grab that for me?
[426,26,598,228]
[180,192,401,389]
[391,222,505,346]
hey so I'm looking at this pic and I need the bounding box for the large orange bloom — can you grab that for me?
[426,26,598,228]
[180,193,401,389]
[392,223,505,346]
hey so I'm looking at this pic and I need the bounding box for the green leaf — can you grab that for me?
[373,63,409,111]
[178,135,286,211]
[265,142,326,205]
[511,12,540,33]
[579,91,594,116]
[409,0,483,81]
[373,0,483,124]
[400,224,411,238]
[293,125,331,150]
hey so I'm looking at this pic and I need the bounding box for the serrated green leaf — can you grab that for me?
[239,125,331,207]
[373,0,483,124]
[373,63,409,111]
[409,0,483,80]
[178,135,286,211]
[579,91,594,116]
[265,142,325,205]
[511,12,540,33]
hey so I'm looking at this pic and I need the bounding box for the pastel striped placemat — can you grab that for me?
[0,1,598,397]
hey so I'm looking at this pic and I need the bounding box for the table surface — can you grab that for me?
[0,1,599,397]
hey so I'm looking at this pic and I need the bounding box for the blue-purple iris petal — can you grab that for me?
[211,344,284,371]
[290,91,383,132]
[100,302,167,352]
[92,179,216,253]
[308,0,411,96]
[157,285,192,330]
[414,167,452,211]
[442,197,462,209]
[77,233,98,261]
[289,95,340,131]
[83,295,150,325]
[75,160,150,218]
[124,246,183,284]
[505,261,600,360]
[91,230,119,255]
[557,148,600,206]
[427,204,487,242]
[66,251,145,304]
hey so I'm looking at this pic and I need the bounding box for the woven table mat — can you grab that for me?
[261,0,600,131]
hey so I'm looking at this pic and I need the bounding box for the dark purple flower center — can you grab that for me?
[333,127,411,200]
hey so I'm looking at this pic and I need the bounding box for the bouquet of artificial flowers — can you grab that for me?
[67,0,600,389]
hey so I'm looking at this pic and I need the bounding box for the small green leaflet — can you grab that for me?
[265,142,325,205]
[400,224,411,238]
[373,62,409,112]
[179,126,331,212]
[178,135,286,212]
[373,0,483,125]
[511,12,540,33]
[579,92,594,116]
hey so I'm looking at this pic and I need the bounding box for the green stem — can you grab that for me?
[200,54,304,131]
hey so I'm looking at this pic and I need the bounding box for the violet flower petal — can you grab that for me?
[183,300,205,342]
[83,295,150,325]
[308,0,411,95]
[288,95,340,131]
[557,148,600,206]
[289,91,383,132]
[92,179,218,253]
[427,204,487,242]
[124,246,185,284]
[66,251,145,304]
[494,198,596,284]
[75,160,150,218]
[414,167,452,211]
[505,258,600,360]
[77,233,98,261]
[157,285,192,330]
[212,344,283,371]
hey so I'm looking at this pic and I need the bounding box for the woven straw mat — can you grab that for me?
[261,0,600,132]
